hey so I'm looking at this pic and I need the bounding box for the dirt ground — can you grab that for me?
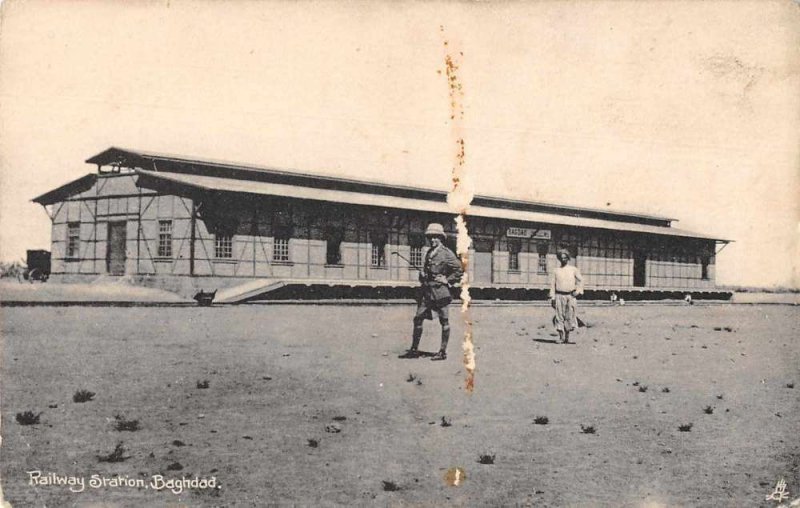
[1,303,798,507]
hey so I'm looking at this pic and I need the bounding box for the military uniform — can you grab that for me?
[415,243,463,320]
[400,224,463,361]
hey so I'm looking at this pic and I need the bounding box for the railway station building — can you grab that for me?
[33,148,731,302]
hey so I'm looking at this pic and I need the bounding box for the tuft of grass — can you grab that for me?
[307,439,319,448]
[580,425,596,434]
[196,380,210,389]
[440,416,452,427]
[678,423,693,432]
[73,390,96,403]
[114,415,141,432]
[97,443,129,463]
[477,453,496,465]
[716,394,724,400]
[15,411,41,426]
[325,424,341,434]
[638,385,648,393]
[703,406,714,415]
[416,378,423,386]
[166,462,183,471]
[632,381,640,387]
[662,387,671,393]
[787,383,795,389]
[171,440,186,447]
[382,480,400,492]
[406,373,417,383]
[534,416,549,425]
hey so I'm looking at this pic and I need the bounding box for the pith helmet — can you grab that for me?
[425,223,446,238]
[556,248,571,260]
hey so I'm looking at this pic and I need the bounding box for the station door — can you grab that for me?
[107,221,127,275]
[471,238,494,285]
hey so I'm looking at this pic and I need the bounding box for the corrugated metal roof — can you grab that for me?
[135,169,728,241]
[87,146,676,224]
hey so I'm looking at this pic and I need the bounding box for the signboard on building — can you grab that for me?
[507,227,551,239]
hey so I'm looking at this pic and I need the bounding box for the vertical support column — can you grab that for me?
[93,177,99,274]
[190,199,197,277]
[307,212,312,278]
[251,204,258,277]
[136,187,142,275]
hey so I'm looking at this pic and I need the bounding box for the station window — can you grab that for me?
[158,220,173,258]
[66,223,80,258]
[326,229,343,265]
[409,233,425,268]
[215,234,233,259]
[273,225,291,262]
[371,232,387,268]
[537,243,549,273]
[508,240,521,271]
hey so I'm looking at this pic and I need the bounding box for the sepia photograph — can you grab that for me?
[1,1,798,506]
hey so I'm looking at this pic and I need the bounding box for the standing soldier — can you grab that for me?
[549,248,584,344]
[399,223,463,361]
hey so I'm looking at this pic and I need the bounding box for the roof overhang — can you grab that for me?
[32,174,97,205]
[134,169,729,242]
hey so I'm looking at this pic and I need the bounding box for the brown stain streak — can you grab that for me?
[441,29,474,393]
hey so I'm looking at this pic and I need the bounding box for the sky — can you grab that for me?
[0,0,798,288]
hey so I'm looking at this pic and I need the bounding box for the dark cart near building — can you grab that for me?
[24,249,51,282]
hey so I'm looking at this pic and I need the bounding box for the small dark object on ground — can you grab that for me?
[703,406,714,414]
[114,415,141,432]
[193,290,216,306]
[662,387,671,393]
[307,439,319,448]
[242,436,253,440]
[73,389,96,403]
[98,443,129,463]
[632,381,640,386]
[678,423,693,432]
[16,411,41,425]
[166,462,183,471]
[638,385,648,393]
[197,380,210,389]
[534,416,549,425]
[406,373,417,383]
[416,379,423,386]
[382,480,400,492]
[580,425,596,434]
[172,440,185,447]
[787,383,795,389]
[478,453,496,465]
[716,394,724,400]
[440,416,452,427]
[48,404,58,409]
[332,416,347,421]
[325,424,341,434]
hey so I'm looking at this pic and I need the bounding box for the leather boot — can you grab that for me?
[432,326,449,361]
